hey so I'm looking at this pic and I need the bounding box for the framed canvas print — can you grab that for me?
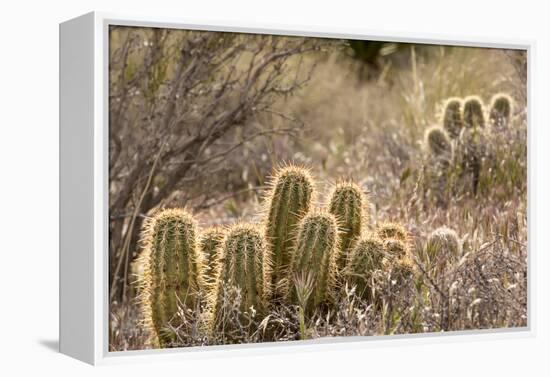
[59,12,532,365]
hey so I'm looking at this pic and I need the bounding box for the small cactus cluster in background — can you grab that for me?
[422,93,514,202]
[134,164,440,347]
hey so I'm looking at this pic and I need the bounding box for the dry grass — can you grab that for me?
[109,42,527,351]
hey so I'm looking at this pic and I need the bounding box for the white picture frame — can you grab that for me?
[59,11,534,365]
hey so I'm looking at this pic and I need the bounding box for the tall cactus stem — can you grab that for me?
[442,97,464,139]
[463,95,486,129]
[328,181,368,269]
[210,223,271,328]
[137,208,204,348]
[288,211,339,313]
[489,93,513,130]
[263,164,314,299]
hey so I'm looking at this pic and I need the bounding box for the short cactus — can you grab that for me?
[211,223,271,319]
[288,211,339,313]
[376,222,409,243]
[489,93,513,129]
[381,238,415,283]
[137,208,204,347]
[442,97,463,139]
[426,226,462,264]
[425,126,452,157]
[263,165,314,298]
[328,181,368,268]
[463,95,486,129]
[199,227,225,283]
[345,236,385,299]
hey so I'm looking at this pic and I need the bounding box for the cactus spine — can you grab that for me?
[463,96,486,129]
[211,223,271,319]
[442,97,463,139]
[345,236,385,299]
[489,93,513,129]
[288,211,339,313]
[138,208,204,347]
[328,181,367,268]
[264,165,314,298]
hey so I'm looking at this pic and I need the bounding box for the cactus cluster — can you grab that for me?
[424,93,514,200]
[344,223,415,303]
[135,165,425,347]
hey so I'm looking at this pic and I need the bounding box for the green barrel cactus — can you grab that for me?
[463,95,486,129]
[328,181,368,268]
[263,165,314,299]
[345,236,385,299]
[489,93,513,129]
[442,97,463,139]
[137,208,205,348]
[288,211,339,313]
[211,223,271,320]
